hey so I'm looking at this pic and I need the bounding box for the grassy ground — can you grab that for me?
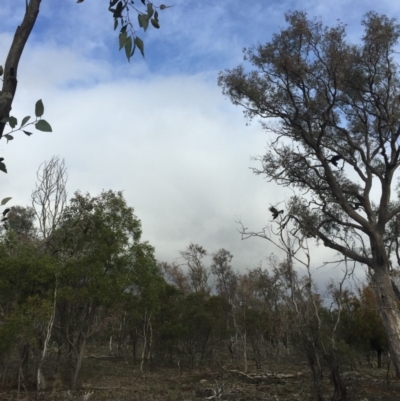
[1,355,400,400]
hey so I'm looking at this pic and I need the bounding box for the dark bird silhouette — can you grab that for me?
[2,208,10,216]
[269,206,284,219]
[327,155,343,167]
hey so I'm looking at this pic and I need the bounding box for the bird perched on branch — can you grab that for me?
[327,155,343,167]
[269,206,284,219]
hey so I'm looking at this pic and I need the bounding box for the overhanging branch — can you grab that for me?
[0,0,41,138]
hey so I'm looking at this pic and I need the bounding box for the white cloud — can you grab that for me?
[2,0,399,284]
[2,50,283,270]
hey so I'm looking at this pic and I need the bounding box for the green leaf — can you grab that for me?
[20,116,31,127]
[134,36,145,57]
[114,18,118,30]
[113,1,124,18]
[8,116,17,129]
[4,134,13,142]
[1,197,11,205]
[147,3,154,19]
[0,162,7,174]
[35,99,44,117]
[138,13,149,31]
[23,130,33,136]
[154,10,159,21]
[124,37,133,62]
[151,18,160,29]
[0,101,6,111]
[119,31,128,50]
[35,120,52,132]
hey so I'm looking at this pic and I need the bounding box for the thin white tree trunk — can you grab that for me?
[37,281,57,392]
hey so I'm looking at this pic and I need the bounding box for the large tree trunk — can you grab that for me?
[373,267,400,377]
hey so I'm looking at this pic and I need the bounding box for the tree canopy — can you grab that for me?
[219,11,400,376]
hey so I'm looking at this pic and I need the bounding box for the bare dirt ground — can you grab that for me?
[1,356,400,400]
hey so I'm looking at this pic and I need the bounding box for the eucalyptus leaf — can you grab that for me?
[20,116,31,127]
[151,19,160,29]
[35,99,44,117]
[0,162,7,174]
[124,37,133,61]
[113,1,124,18]
[8,117,17,129]
[35,120,52,132]
[138,14,149,31]
[119,31,128,50]
[4,134,13,142]
[147,3,154,19]
[23,130,33,136]
[1,197,11,205]
[134,36,145,57]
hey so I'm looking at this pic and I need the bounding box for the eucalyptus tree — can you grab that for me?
[54,190,156,389]
[219,11,400,375]
[0,228,56,392]
[181,243,210,294]
[211,248,238,303]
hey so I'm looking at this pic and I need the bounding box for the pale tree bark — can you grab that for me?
[36,279,57,394]
[137,310,152,376]
[231,280,250,373]
[29,156,66,393]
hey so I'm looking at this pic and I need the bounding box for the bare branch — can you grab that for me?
[31,156,68,241]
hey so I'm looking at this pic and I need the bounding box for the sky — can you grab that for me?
[1,0,400,286]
